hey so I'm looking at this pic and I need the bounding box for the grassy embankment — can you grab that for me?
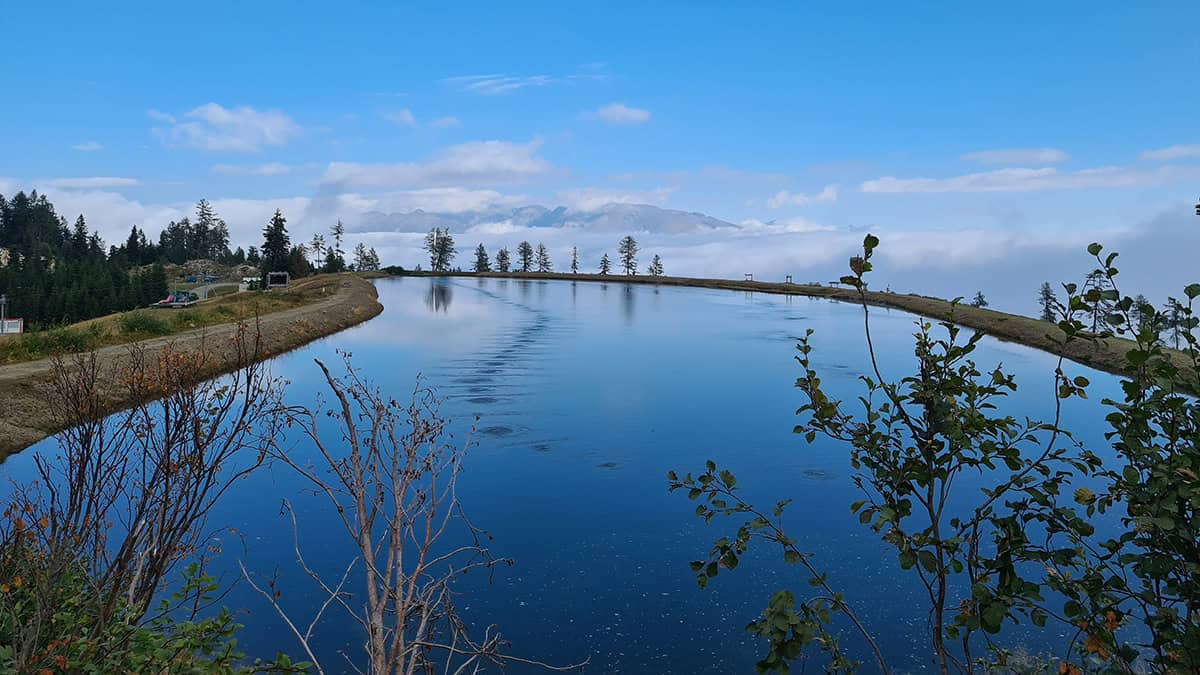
[0,275,336,365]
[400,270,1194,384]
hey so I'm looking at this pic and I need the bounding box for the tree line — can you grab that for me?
[0,191,381,329]
[423,229,665,277]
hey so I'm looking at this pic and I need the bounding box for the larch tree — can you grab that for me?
[423,228,456,272]
[310,233,326,268]
[495,247,511,272]
[535,243,553,272]
[599,253,612,275]
[618,235,638,275]
[473,243,491,272]
[517,241,534,272]
[570,246,579,274]
[1038,282,1058,322]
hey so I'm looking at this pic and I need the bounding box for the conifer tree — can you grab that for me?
[618,235,638,275]
[1038,282,1058,322]
[599,253,612,275]
[261,209,292,281]
[517,241,534,272]
[495,247,511,273]
[310,233,326,268]
[648,254,664,276]
[423,228,456,272]
[473,244,491,272]
[970,291,988,308]
[571,246,579,274]
[535,243,552,272]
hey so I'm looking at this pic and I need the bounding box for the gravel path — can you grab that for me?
[0,275,383,459]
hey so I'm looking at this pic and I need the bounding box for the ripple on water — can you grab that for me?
[479,425,516,437]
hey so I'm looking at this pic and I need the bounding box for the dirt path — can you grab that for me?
[0,275,383,459]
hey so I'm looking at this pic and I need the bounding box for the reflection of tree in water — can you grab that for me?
[622,283,635,324]
[425,281,454,313]
[516,279,531,300]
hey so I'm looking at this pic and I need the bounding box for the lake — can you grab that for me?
[0,276,1127,672]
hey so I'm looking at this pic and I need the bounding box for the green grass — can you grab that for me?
[0,275,344,365]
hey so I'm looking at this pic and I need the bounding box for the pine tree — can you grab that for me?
[495,248,511,273]
[599,253,612,275]
[517,241,534,272]
[1038,282,1058,322]
[648,254,664,276]
[261,209,292,281]
[535,243,553,272]
[473,244,491,272]
[618,235,638,275]
[246,246,261,264]
[970,291,988,308]
[570,246,579,274]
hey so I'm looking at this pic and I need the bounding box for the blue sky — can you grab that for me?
[2,1,1198,310]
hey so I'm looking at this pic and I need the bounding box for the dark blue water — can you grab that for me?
[0,277,1127,672]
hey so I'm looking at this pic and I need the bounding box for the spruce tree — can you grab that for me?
[599,253,612,275]
[535,243,552,272]
[618,235,638,275]
[473,244,491,272]
[495,248,511,273]
[261,209,292,281]
[570,246,579,274]
[517,241,534,272]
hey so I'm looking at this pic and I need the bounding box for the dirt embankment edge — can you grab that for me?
[0,275,384,460]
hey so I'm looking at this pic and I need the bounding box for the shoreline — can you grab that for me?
[401,270,1178,384]
[0,274,384,459]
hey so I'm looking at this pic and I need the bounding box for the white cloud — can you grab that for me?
[212,162,292,176]
[1140,144,1200,161]
[860,165,1197,193]
[556,186,673,210]
[357,188,525,214]
[596,102,651,125]
[444,74,555,95]
[737,217,834,234]
[767,184,838,208]
[72,141,103,152]
[961,148,1070,164]
[322,139,550,188]
[39,177,141,190]
[430,116,460,129]
[150,103,300,152]
[382,108,417,127]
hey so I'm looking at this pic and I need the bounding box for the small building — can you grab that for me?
[267,271,290,289]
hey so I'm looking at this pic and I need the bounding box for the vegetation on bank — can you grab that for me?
[0,329,579,673]
[0,275,342,365]
[0,192,383,333]
[671,236,1200,673]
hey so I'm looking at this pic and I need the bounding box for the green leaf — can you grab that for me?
[898,550,916,569]
[1186,283,1200,300]
[1087,242,1102,256]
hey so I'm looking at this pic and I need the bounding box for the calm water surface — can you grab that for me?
[2,277,1127,673]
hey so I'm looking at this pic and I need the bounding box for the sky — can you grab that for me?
[2,1,1198,312]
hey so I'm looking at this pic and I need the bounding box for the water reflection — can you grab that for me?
[621,283,635,324]
[425,280,454,313]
